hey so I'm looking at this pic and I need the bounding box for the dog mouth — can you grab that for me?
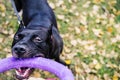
[15,67,34,79]
[15,53,45,79]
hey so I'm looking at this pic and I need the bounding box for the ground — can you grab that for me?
[0,0,120,80]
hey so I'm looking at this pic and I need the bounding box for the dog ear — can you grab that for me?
[48,23,53,35]
[14,0,22,12]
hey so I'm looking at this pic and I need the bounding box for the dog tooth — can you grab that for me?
[15,70,20,75]
[18,68,21,71]
[23,68,31,77]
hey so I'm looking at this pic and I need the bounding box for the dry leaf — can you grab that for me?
[93,0,104,3]
[49,2,55,9]
[83,1,91,8]
[57,15,65,20]
[75,27,80,34]
[33,71,41,78]
[56,0,64,7]
[92,29,103,38]
[65,59,71,65]
[0,4,6,12]
[70,40,77,46]
[28,77,45,80]
[95,63,102,70]
[112,74,118,80]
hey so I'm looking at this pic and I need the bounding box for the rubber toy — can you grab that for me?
[0,57,74,80]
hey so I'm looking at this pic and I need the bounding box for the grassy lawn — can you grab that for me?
[0,0,120,80]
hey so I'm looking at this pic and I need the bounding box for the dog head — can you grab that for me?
[12,26,52,58]
[12,26,52,79]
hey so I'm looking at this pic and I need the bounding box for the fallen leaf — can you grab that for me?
[33,71,41,78]
[65,59,71,65]
[92,29,103,38]
[49,2,55,9]
[28,77,45,80]
[56,0,64,7]
[57,15,65,20]
[83,1,91,8]
[116,11,120,16]
[70,40,77,46]
[75,27,80,34]
[95,63,102,70]
[0,4,6,12]
[113,74,118,80]
[93,0,104,4]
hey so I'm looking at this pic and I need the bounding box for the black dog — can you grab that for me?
[11,0,65,79]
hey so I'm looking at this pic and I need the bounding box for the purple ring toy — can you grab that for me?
[0,57,74,80]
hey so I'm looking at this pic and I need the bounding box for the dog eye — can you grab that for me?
[15,35,19,40]
[15,34,23,40]
[34,37,42,42]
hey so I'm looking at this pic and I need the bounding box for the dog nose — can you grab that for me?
[13,46,26,57]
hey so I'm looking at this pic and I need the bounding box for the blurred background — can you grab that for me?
[0,0,120,80]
